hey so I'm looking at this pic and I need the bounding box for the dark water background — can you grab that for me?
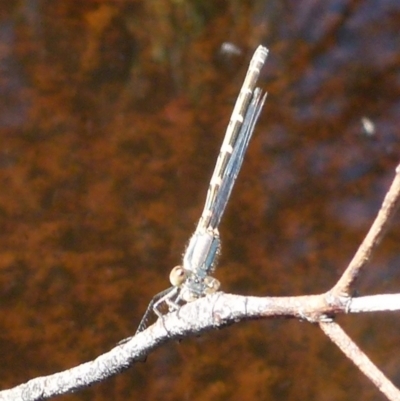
[0,1,399,400]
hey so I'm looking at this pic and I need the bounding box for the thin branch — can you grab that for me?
[319,321,400,401]
[0,325,167,401]
[349,294,400,313]
[2,292,400,401]
[332,164,400,297]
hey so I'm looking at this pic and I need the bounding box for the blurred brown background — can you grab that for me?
[0,1,399,400]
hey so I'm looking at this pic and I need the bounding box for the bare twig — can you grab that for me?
[2,292,400,401]
[332,164,400,297]
[349,294,400,313]
[319,321,400,401]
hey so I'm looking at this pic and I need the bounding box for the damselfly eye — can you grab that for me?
[169,265,187,287]
[204,276,220,293]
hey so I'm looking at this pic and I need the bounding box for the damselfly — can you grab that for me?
[134,45,268,335]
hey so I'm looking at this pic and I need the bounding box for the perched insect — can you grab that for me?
[132,45,268,336]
